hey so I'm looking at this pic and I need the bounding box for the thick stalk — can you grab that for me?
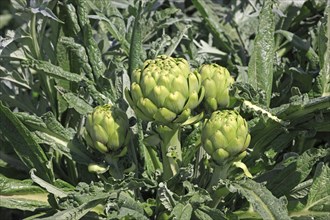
[157,125,182,181]
[207,164,231,208]
[105,155,122,179]
[207,163,230,191]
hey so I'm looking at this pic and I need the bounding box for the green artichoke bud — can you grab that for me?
[125,55,204,124]
[201,110,251,165]
[200,64,234,111]
[84,104,129,157]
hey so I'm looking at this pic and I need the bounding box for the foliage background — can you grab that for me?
[0,0,329,219]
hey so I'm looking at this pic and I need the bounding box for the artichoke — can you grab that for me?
[199,64,234,111]
[125,55,204,124]
[201,110,251,165]
[84,104,129,157]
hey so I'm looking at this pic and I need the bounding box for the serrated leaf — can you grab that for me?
[306,163,330,211]
[194,40,226,56]
[0,196,49,212]
[30,6,63,23]
[62,92,93,115]
[172,203,193,220]
[0,69,30,89]
[274,95,330,120]
[290,163,330,219]
[30,169,67,198]
[34,131,93,166]
[194,209,213,220]
[0,34,27,60]
[247,0,275,106]
[59,3,81,37]
[17,111,74,140]
[181,181,212,205]
[191,0,233,53]
[165,25,189,56]
[118,191,145,214]
[255,148,330,197]
[231,81,266,104]
[0,102,53,182]
[23,59,87,82]
[194,205,227,220]
[229,179,290,220]
[87,0,129,54]
[247,96,330,166]
[246,120,286,166]
[89,13,130,55]
[37,195,108,220]
[290,179,313,199]
[16,111,93,165]
[72,0,106,80]
[243,100,286,125]
[0,174,49,211]
[157,182,177,211]
[0,174,45,195]
[57,37,93,79]
[277,30,319,70]
[116,192,148,220]
[41,112,74,139]
[15,112,47,130]
[105,173,157,191]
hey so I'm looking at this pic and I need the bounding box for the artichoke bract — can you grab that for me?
[84,104,129,157]
[201,110,251,165]
[125,55,204,124]
[200,64,234,111]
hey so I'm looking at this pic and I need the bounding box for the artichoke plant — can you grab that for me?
[201,110,251,165]
[199,64,234,111]
[125,55,204,125]
[84,104,129,158]
[125,55,205,180]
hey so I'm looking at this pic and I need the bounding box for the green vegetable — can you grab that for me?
[199,63,234,111]
[84,104,129,157]
[201,110,251,165]
[125,55,204,124]
[125,55,205,180]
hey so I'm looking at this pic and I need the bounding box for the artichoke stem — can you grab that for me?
[206,163,231,208]
[207,163,230,192]
[157,125,182,181]
[108,163,122,179]
[105,155,122,179]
